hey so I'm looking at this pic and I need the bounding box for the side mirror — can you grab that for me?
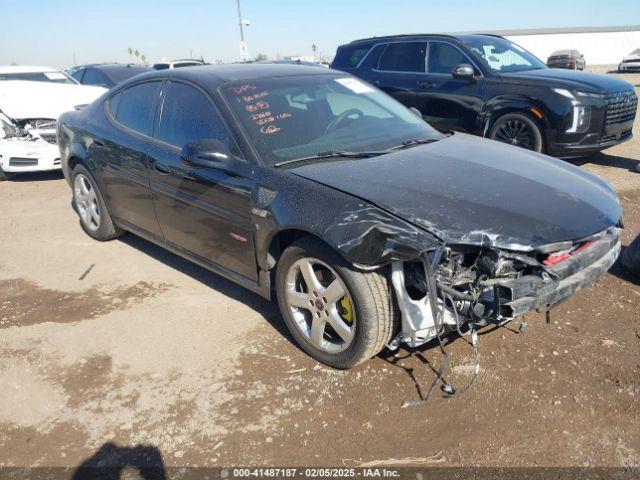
[180,139,235,169]
[409,107,422,119]
[452,63,475,80]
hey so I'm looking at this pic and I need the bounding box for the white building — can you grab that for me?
[489,25,640,66]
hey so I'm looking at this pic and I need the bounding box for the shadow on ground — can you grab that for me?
[568,151,640,173]
[72,442,166,480]
[610,249,640,286]
[4,170,65,182]
[119,233,288,337]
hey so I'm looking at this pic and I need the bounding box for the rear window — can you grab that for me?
[112,81,161,135]
[331,44,371,68]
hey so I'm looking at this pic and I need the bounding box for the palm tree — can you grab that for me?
[141,55,146,64]
[134,50,140,61]
[128,47,133,59]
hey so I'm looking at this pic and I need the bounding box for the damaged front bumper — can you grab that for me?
[0,137,61,173]
[390,227,621,348]
[0,113,60,173]
[492,233,620,317]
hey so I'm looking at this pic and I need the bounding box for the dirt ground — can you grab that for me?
[1,71,639,472]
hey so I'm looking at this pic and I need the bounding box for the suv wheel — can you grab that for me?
[72,164,123,241]
[276,237,397,369]
[489,112,544,153]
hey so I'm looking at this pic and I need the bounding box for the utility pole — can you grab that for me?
[236,0,245,42]
[236,0,250,62]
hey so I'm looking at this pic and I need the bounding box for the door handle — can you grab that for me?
[418,82,437,89]
[154,162,171,175]
[93,139,105,148]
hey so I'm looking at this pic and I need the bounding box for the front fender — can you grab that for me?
[252,171,440,270]
[481,96,552,137]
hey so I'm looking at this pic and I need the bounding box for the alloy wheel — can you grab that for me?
[284,257,356,353]
[74,174,101,231]
[493,119,536,150]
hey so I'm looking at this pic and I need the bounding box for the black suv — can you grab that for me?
[332,34,637,157]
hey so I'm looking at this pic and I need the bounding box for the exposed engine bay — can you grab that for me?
[388,226,620,403]
[0,110,60,173]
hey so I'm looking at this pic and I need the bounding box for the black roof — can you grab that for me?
[73,62,147,70]
[127,63,338,90]
[96,63,151,72]
[346,33,503,45]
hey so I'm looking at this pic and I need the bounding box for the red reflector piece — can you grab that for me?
[544,251,571,266]
[543,241,592,266]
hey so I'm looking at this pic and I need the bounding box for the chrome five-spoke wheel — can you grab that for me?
[74,173,101,231]
[284,257,355,353]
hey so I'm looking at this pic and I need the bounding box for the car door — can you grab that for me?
[97,81,163,238]
[368,41,431,112]
[418,41,485,132]
[147,80,258,281]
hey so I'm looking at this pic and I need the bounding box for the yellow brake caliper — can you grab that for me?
[340,296,353,323]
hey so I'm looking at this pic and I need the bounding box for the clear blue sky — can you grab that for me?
[1,0,639,68]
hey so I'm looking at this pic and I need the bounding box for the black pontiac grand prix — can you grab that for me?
[58,64,622,369]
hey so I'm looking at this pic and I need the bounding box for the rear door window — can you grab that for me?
[377,42,427,72]
[114,81,162,135]
[157,81,231,149]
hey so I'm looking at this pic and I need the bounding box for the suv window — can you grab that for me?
[427,43,469,74]
[332,45,371,68]
[82,68,111,87]
[114,81,161,135]
[378,42,427,73]
[70,69,85,83]
[157,81,230,149]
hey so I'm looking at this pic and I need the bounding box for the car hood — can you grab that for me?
[501,68,632,93]
[290,133,622,251]
[0,80,107,120]
[623,54,640,62]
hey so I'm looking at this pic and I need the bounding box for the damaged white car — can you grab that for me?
[0,73,106,180]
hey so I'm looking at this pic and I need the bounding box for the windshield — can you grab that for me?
[463,37,547,73]
[222,75,442,166]
[0,71,77,84]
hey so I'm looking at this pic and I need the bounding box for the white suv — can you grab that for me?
[151,59,205,70]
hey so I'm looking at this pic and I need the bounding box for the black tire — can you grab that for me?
[489,112,544,153]
[71,164,123,241]
[276,237,397,369]
[0,168,12,181]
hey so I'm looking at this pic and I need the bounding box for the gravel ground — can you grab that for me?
[0,71,639,472]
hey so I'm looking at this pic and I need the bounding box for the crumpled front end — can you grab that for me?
[0,112,60,173]
[390,226,621,348]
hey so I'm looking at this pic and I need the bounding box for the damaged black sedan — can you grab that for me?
[58,65,622,370]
